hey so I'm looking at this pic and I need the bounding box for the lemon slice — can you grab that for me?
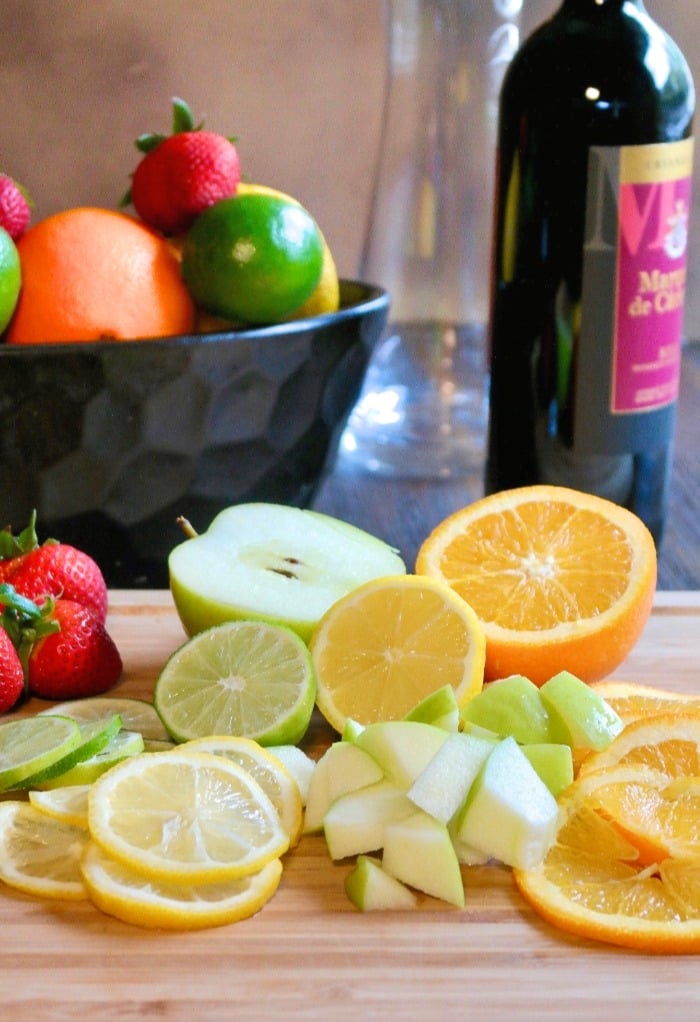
[180,736,304,846]
[0,801,88,899]
[20,714,122,788]
[36,730,145,789]
[153,620,316,745]
[40,696,170,742]
[0,716,82,792]
[81,841,282,931]
[87,749,290,882]
[29,785,91,828]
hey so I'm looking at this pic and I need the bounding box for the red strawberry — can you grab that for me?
[9,544,108,623]
[0,174,32,241]
[0,513,108,622]
[27,598,122,701]
[125,97,241,236]
[0,626,24,713]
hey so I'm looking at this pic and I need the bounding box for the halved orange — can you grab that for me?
[578,713,700,778]
[309,574,486,734]
[514,763,700,953]
[416,485,657,685]
[590,681,700,726]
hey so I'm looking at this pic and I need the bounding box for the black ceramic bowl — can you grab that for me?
[0,279,388,588]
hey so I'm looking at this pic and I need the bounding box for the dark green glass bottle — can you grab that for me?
[485,0,695,542]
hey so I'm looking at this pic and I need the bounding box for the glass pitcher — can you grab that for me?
[341,0,523,478]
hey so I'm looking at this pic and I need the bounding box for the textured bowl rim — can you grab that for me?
[0,278,390,354]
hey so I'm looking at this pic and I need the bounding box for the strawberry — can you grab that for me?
[124,97,241,236]
[27,598,122,701]
[0,626,24,713]
[0,512,108,622]
[0,582,57,711]
[0,174,32,241]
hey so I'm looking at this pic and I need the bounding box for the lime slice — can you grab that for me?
[154,620,316,746]
[0,717,82,792]
[39,696,170,742]
[19,714,123,788]
[36,730,145,789]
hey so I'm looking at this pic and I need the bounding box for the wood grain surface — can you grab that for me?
[2,590,700,1022]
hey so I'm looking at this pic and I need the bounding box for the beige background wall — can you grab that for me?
[2,0,699,335]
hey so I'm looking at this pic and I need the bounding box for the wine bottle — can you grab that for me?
[485,0,695,543]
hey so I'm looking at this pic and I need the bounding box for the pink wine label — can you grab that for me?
[613,141,694,413]
[573,138,694,456]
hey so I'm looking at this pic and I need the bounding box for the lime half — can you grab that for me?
[154,620,316,745]
[0,717,82,791]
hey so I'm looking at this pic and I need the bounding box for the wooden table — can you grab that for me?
[2,589,700,1021]
[314,339,700,591]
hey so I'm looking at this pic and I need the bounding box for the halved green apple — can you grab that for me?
[169,504,406,641]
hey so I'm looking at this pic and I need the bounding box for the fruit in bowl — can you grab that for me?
[0,100,385,586]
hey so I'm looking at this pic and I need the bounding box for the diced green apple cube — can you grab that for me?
[406,732,497,824]
[341,718,365,742]
[520,742,574,797]
[382,809,465,908]
[355,721,449,790]
[449,830,493,866]
[453,737,559,870]
[344,854,418,911]
[403,685,460,732]
[303,741,383,834]
[539,671,624,751]
[460,674,566,745]
[266,744,316,806]
[322,779,415,861]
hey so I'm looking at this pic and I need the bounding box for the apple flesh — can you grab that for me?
[344,854,418,911]
[382,810,465,908]
[323,779,415,860]
[403,684,460,732]
[453,736,559,870]
[303,741,383,834]
[354,721,449,790]
[407,731,496,824]
[266,745,316,806]
[168,503,406,642]
[539,671,624,752]
[460,674,565,745]
[520,743,574,797]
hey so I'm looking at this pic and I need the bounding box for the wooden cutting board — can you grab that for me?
[2,590,700,1022]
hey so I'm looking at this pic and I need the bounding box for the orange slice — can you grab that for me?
[309,574,486,734]
[578,713,700,778]
[416,485,657,684]
[514,763,700,953]
[590,680,700,725]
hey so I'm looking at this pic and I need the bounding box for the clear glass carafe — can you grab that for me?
[341,0,522,478]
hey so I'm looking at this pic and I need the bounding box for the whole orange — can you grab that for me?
[6,207,194,344]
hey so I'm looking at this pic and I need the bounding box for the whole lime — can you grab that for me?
[0,226,21,333]
[181,193,324,324]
